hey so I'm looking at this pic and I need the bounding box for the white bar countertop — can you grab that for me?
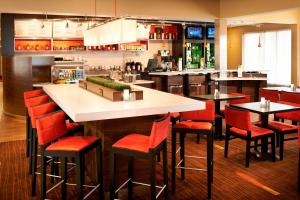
[211,77,268,81]
[116,80,155,85]
[43,84,204,122]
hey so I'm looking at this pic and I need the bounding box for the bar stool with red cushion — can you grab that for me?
[36,111,104,200]
[29,102,83,196]
[24,95,50,174]
[259,88,279,102]
[224,106,276,167]
[275,91,300,124]
[110,114,170,200]
[24,89,45,157]
[171,101,214,199]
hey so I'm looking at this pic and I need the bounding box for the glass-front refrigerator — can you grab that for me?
[205,42,215,69]
[185,42,204,69]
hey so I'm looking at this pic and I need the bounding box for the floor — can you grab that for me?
[0,83,300,200]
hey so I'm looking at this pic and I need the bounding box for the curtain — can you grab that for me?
[242,30,291,86]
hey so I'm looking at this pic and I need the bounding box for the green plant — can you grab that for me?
[86,77,130,91]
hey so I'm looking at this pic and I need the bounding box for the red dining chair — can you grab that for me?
[24,89,45,157]
[171,101,214,199]
[29,102,83,196]
[36,111,104,200]
[259,88,280,102]
[220,92,251,116]
[224,106,276,167]
[24,95,50,174]
[275,91,300,124]
[110,113,170,200]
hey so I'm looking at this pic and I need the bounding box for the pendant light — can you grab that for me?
[257,24,262,48]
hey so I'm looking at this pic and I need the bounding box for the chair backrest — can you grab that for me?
[180,100,215,121]
[23,89,43,102]
[24,95,49,109]
[224,106,251,131]
[259,89,279,102]
[148,113,171,149]
[28,102,58,128]
[228,92,251,105]
[36,111,68,146]
[280,91,300,104]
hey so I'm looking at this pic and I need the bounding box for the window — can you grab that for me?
[242,30,291,85]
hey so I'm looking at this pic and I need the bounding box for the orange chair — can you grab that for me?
[36,111,104,200]
[24,95,50,174]
[275,91,300,124]
[29,102,83,196]
[171,101,214,199]
[259,88,279,102]
[110,114,170,200]
[220,92,251,116]
[224,106,276,167]
[24,89,45,157]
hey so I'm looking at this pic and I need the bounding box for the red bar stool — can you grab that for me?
[24,95,50,174]
[224,106,276,167]
[30,102,83,196]
[171,101,214,199]
[259,88,279,102]
[24,89,45,157]
[110,114,170,200]
[36,111,104,200]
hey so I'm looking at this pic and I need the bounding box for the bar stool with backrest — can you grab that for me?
[24,89,44,157]
[259,88,280,102]
[110,114,170,200]
[36,111,104,200]
[30,101,83,196]
[24,94,50,174]
[224,106,276,167]
[171,100,214,199]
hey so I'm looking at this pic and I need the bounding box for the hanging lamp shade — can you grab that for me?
[83,19,137,46]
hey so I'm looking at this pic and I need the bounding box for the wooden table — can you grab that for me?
[191,93,245,115]
[230,102,300,158]
[43,83,204,190]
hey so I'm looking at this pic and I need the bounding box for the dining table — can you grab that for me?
[190,93,246,139]
[263,86,300,93]
[230,102,300,159]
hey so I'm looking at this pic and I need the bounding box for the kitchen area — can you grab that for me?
[1,13,267,117]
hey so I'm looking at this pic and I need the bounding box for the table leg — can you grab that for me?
[215,101,221,115]
[259,114,269,159]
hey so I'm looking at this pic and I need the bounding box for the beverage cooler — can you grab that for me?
[205,42,215,69]
[185,42,204,69]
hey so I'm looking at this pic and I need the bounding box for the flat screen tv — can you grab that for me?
[186,26,203,40]
[206,27,215,39]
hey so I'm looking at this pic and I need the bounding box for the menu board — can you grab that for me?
[53,21,88,38]
[15,20,53,38]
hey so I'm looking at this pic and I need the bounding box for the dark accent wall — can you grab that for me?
[1,14,15,56]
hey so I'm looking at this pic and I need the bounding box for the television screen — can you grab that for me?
[206,27,215,39]
[186,26,203,39]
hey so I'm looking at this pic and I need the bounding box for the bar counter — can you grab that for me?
[43,83,203,190]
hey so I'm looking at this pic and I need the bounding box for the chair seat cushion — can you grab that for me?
[112,134,150,153]
[230,125,273,137]
[173,121,212,131]
[255,121,297,132]
[46,136,99,152]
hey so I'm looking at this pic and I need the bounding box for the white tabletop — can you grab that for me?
[211,77,267,81]
[43,84,204,122]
